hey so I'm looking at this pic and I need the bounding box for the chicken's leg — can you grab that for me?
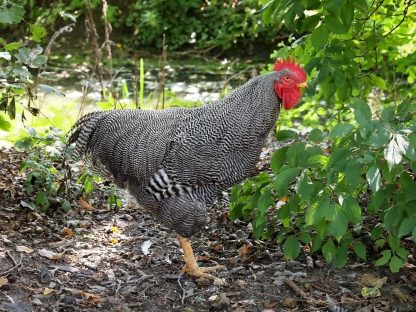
[178,236,225,283]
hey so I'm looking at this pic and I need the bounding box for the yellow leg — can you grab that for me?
[178,236,225,283]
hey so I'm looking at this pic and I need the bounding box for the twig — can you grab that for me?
[177,274,187,304]
[101,0,116,109]
[6,250,17,266]
[284,277,314,304]
[0,253,23,276]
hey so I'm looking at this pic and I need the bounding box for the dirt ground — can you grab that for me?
[0,148,415,312]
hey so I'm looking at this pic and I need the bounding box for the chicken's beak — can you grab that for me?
[297,81,308,88]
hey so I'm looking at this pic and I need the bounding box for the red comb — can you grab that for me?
[274,57,307,81]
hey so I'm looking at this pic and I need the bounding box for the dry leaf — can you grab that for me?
[79,290,101,304]
[62,227,75,238]
[361,286,381,299]
[79,197,95,211]
[43,288,54,296]
[109,238,119,245]
[111,226,119,233]
[38,249,63,260]
[360,274,387,288]
[392,287,411,302]
[141,240,152,255]
[239,244,255,256]
[0,277,9,288]
[198,255,211,262]
[16,245,34,254]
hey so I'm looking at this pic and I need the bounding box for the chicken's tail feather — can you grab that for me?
[65,111,106,159]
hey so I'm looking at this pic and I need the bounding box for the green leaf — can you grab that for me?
[389,256,404,273]
[370,74,387,90]
[302,14,321,32]
[283,235,300,260]
[333,243,349,268]
[30,24,47,43]
[287,142,305,166]
[311,24,329,50]
[384,133,409,170]
[352,0,368,12]
[257,188,273,215]
[305,193,330,225]
[276,129,298,141]
[341,1,354,30]
[375,250,391,266]
[366,166,382,193]
[330,123,354,138]
[398,218,415,237]
[353,240,367,260]
[7,97,15,119]
[412,226,416,242]
[325,15,347,34]
[0,114,11,131]
[342,196,361,224]
[352,99,372,126]
[35,191,49,211]
[322,239,337,263]
[384,205,404,231]
[308,154,329,169]
[61,199,71,212]
[328,206,348,241]
[5,42,21,51]
[328,148,349,172]
[296,173,315,202]
[273,167,300,196]
[308,129,325,142]
[0,2,25,24]
[367,122,391,148]
[270,146,288,174]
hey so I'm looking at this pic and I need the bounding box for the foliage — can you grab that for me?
[230,0,416,272]
[18,127,71,212]
[111,0,275,54]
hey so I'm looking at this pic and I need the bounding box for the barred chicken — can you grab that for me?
[67,58,307,282]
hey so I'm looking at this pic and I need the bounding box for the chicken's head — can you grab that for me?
[274,58,307,110]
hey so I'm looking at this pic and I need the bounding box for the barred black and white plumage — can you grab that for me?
[67,68,305,237]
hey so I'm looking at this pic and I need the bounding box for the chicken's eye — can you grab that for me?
[283,76,290,81]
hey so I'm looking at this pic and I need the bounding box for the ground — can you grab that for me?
[0,148,415,312]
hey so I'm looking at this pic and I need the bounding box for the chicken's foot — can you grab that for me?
[178,236,225,284]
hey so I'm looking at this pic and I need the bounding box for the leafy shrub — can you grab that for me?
[230,100,416,272]
[18,128,71,212]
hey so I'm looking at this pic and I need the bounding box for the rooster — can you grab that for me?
[67,58,307,282]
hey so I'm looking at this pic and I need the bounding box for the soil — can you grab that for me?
[0,147,415,312]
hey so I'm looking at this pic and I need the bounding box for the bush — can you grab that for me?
[230,0,416,272]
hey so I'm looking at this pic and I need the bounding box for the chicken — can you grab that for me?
[67,58,307,282]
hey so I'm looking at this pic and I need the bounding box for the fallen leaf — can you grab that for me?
[360,274,387,288]
[38,249,63,260]
[361,286,381,299]
[111,226,119,233]
[62,227,75,238]
[282,297,297,309]
[0,276,8,288]
[198,255,211,262]
[392,287,411,302]
[141,240,152,255]
[79,197,95,211]
[43,288,54,296]
[109,238,119,245]
[16,245,34,254]
[239,244,255,256]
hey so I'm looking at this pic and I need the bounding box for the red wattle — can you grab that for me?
[282,88,301,110]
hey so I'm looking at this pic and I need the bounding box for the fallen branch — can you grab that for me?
[0,253,23,276]
[284,277,315,305]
